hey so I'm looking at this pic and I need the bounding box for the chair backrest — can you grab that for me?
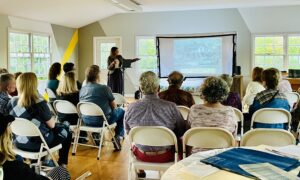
[128,126,178,152]
[251,108,291,130]
[45,88,56,99]
[191,93,204,104]
[77,102,105,117]
[177,106,190,120]
[182,127,235,153]
[232,107,244,136]
[54,100,78,114]
[284,92,300,110]
[240,129,296,147]
[113,93,127,106]
[10,118,42,137]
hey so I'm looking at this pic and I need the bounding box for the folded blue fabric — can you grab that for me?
[201,148,300,178]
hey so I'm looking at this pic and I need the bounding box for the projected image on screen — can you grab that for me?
[158,35,235,78]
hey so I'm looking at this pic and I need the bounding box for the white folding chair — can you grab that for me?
[53,100,78,131]
[113,93,127,107]
[177,106,190,120]
[10,118,62,170]
[284,92,300,110]
[128,126,178,180]
[240,128,296,147]
[232,107,244,141]
[251,108,291,131]
[73,102,120,160]
[182,127,235,158]
[45,88,57,100]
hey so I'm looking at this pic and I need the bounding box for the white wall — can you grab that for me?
[239,6,300,33]
[98,9,251,93]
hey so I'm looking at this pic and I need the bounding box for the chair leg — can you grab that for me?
[97,129,105,160]
[107,124,120,150]
[72,128,80,155]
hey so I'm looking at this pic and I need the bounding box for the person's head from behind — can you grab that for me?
[63,62,75,73]
[139,71,160,95]
[17,72,39,108]
[200,77,229,104]
[110,47,119,56]
[0,73,16,94]
[14,72,22,80]
[167,71,184,88]
[252,67,264,83]
[220,74,233,89]
[48,62,61,80]
[0,113,15,165]
[85,65,100,83]
[262,68,280,90]
[57,72,78,96]
[0,68,8,75]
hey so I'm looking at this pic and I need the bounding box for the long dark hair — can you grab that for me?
[110,47,118,57]
[48,62,61,80]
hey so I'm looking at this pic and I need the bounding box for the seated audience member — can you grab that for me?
[159,71,195,108]
[0,68,8,74]
[243,67,265,108]
[47,62,61,94]
[9,72,22,97]
[79,65,124,148]
[278,72,292,93]
[0,113,70,180]
[125,71,186,164]
[63,62,82,90]
[0,74,16,114]
[249,68,290,129]
[188,77,237,137]
[7,73,72,167]
[220,74,242,111]
[56,72,79,125]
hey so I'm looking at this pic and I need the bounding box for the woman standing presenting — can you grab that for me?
[107,47,139,94]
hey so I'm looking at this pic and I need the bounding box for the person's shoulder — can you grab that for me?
[10,96,19,103]
[190,104,204,110]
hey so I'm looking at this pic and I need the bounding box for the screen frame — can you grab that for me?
[156,33,237,78]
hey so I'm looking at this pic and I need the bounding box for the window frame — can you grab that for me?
[8,28,52,78]
[135,36,158,74]
[252,33,300,71]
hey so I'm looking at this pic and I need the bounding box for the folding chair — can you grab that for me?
[73,102,120,160]
[10,118,62,171]
[128,126,178,180]
[45,88,56,101]
[232,107,244,141]
[113,93,127,107]
[191,93,204,104]
[182,127,235,158]
[251,108,291,130]
[284,92,300,111]
[240,128,295,147]
[53,100,79,132]
[177,106,190,120]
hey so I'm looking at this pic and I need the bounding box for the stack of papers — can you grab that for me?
[239,163,299,180]
[273,145,300,159]
[180,161,219,178]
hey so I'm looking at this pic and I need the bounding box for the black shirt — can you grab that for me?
[3,160,49,180]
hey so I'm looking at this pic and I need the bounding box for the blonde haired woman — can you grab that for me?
[0,113,70,180]
[7,72,72,167]
[57,71,79,125]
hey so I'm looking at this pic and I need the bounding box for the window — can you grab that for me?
[9,31,51,80]
[253,34,300,70]
[136,36,157,73]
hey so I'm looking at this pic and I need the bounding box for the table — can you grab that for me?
[161,146,300,180]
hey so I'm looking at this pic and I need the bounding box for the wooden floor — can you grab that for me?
[68,138,130,180]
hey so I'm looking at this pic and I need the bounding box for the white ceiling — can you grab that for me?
[1,0,300,28]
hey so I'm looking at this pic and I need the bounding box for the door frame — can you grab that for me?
[93,36,122,66]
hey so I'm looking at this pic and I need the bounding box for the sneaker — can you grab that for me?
[42,160,56,167]
[112,136,122,151]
